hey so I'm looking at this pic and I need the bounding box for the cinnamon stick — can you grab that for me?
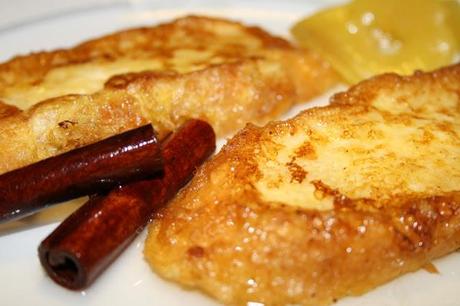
[0,125,162,223]
[38,119,216,290]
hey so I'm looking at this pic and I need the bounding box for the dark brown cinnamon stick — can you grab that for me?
[38,119,216,290]
[0,125,162,223]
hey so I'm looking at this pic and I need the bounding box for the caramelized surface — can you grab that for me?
[0,101,19,119]
[0,15,296,108]
[145,63,460,305]
[0,16,337,174]
[256,98,460,208]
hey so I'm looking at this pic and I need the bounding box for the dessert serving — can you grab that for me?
[0,13,337,298]
[145,64,460,305]
[0,15,336,174]
[0,1,459,305]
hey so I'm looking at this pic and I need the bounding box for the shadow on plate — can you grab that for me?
[0,197,87,236]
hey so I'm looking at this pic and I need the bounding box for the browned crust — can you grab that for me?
[0,101,20,118]
[0,15,293,90]
[330,63,460,107]
[144,63,460,305]
[0,15,337,174]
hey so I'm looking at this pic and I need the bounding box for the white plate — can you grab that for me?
[0,1,459,305]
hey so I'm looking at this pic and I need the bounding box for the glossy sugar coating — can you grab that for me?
[145,63,460,306]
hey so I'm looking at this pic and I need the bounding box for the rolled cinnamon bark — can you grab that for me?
[0,125,162,223]
[38,119,216,290]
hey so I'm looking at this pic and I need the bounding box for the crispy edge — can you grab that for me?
[0,100,20,118]
[0,51,334,174]
[144,64,460,305]
[145,119,460,305]
[0,15,294,89]
[330,63,460,106]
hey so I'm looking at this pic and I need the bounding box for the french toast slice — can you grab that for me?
[0,16,337,173]
[144,63,460,305]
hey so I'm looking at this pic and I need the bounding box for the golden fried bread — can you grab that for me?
[144,63,460,306]
[0,16,337,174]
